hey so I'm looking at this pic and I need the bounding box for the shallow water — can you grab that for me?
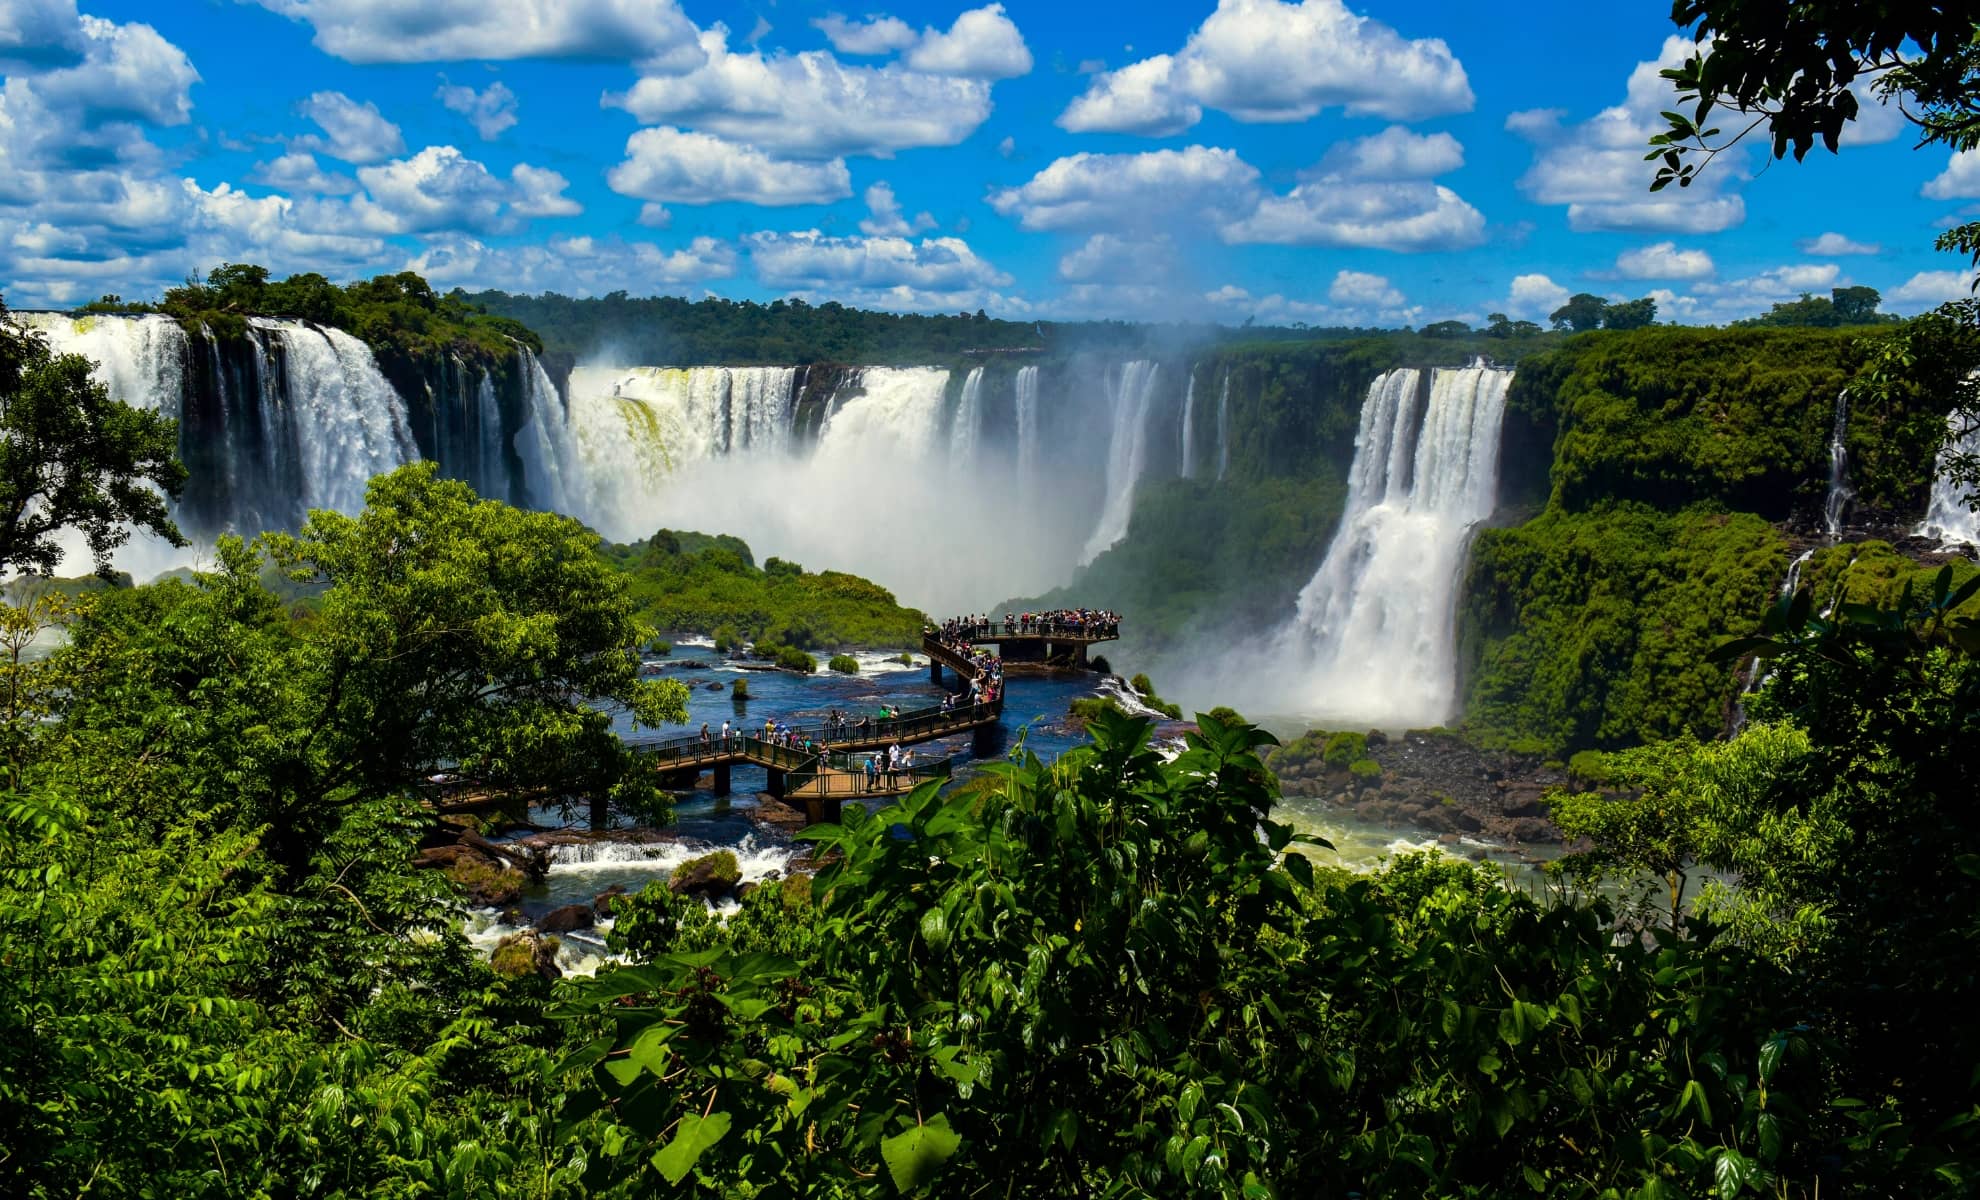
[474,645,1551,974]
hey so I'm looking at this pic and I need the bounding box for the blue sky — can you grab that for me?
[4,0,1976,326]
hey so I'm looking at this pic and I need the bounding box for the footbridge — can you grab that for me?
[632,612,1118,825]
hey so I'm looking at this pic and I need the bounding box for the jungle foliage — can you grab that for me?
[597,530,925,650]
[0,301,186,578]
[88,263,541,360]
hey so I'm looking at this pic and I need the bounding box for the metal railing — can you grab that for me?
[633,697,1002,769]
[789,753,954,797]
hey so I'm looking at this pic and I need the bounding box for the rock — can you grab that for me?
[536,903,595,934]
[1365,729,1389,748]
[735,881,758,902]
[444,857,523,906]
[677,660,711,670]
[592,884,629,917]
[668,849,742,900]
[491,931,561,980]
[705,682,724,691]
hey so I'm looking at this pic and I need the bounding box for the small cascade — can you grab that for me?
[1916,414,1980,548]
[1822,391,1855,541]
[1781,548,1815,596]
[949,366,984,465]
[1014,365,1040,491]
[1274,364,1513,728]
[1216,369,1231,480]
[1179,370,1197,479]
[13,311,189,423]
[1079,360,1161,565]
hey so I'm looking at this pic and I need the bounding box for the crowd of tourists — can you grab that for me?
[929,617,1006,708]
[938,609,1121,640]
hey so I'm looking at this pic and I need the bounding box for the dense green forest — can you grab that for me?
[87,263,540,361]
[596,530,925,649]
[1457,325,1969,755]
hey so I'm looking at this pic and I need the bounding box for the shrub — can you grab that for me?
[444,856,522,906]
[1349,757,1383,780]
[1321,731,1369,767]
[1069,696,1124,727]
[731,677,750,700]
[776,646,817,673]
[648,639,672,656]
[712,624,739,653]
[828,654,860,674]
[1568,749,1612,785]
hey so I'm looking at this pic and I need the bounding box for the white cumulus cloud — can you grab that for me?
[606,26,996,159]
[1888,270,1973,311]
[296,90,405,164]
[405,234,738,294]
[436,79,518,140]
[244,0,703,66]
[1220,126,1483,252]
[1057,233,1175,284]
[1924,148,1980,200]
[608,127,851,206]
[1502,273,1570,320]
[1800,231,1880,256]
[815,5,1031,78]
[1613,241,1714,280]
[745,227,1016,312]
[988,145,1260,231]
[858,181,934,236]
[351,145,579,234]
[1328,269,1404,308]
[1061,0,1472,136]
[1512,36,1747,233]
[248,150,357,195]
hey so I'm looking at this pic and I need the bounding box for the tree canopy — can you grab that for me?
[0,300,186,578]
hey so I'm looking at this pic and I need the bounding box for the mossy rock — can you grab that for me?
[732,677,750,700]
[491,931,560,980]
[828,653,860,674]
[669,849,742,899]
[445,857,522,906]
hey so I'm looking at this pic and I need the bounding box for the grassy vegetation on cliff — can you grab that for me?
[1457,324,1958,756]
[597,530,924,649]
[88,264,540,360]
[1461,504,1787,754]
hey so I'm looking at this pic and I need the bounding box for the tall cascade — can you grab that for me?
[1916,414,1980,548]
[1079,360,1161,565]
[1276,364,1513,728]
[1179,371,1197,478]
[1823,391,1854,541]
[1216,369,1231,480]
[16,312,416,543]
[949,366,984,465]
[1013,365,1040,491]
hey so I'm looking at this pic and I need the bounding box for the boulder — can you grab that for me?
[536,903,595,934]
[491,931,561,981]
[704,682,724,691]
[592,884,629,917]
[669,849,742,900]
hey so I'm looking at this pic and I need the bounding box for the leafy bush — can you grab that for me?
[731,677,750,700]
[776,646,817,673]
[599,530,924,649]
[828,654,860,674]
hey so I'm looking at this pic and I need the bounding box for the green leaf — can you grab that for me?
[652,1110,731,1186]
[919,907,949,951]
[1282,851,1314,889]
[1714,1147,1754,1194]
[881,1113,962,1193]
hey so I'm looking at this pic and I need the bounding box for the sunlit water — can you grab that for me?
[469,643,1550,973]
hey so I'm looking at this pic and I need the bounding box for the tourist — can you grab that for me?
[720,719,731,747]
[700,722,710,747]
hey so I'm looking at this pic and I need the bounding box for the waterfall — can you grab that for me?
[1216,369,1231,480]
[1822,391,1854,541]
[818,367,950,459]
[13,312,188,423]
[1079,360,1161,565]
[1179,370,1197,479]
[1916,414,1980,548]
[1014,364,1040,491]
[16,312,415,541]
[949,366,984,465]
[1275,364,1512,728]
[1781,548,1815,596]
[250,318,419,517]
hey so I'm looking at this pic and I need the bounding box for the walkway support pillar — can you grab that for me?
[929,659,941,684]
[767,767,786,798]
[713,763,730,795]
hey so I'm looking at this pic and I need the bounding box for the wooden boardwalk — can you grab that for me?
[628,619,1115,824]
